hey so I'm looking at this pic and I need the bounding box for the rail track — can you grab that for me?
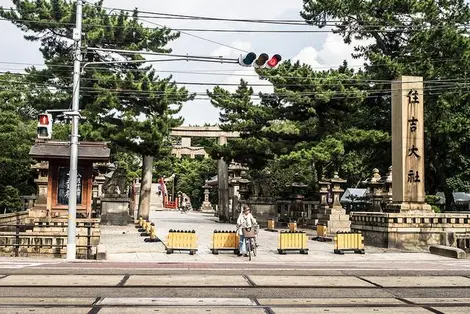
[0,270,470,313]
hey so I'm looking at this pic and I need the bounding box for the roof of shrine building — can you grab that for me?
[29,141,110,161]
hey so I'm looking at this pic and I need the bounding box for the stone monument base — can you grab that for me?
[385,202,433,213]
[101,195,132,225]
[351,212,470,250]
[200,201,214,212]
[316,206,351,234]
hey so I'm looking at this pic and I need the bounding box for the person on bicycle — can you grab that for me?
[236,206,257,257]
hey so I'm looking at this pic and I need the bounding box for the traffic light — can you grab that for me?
[267,54,282,68]
[37,113,53,140]
[238,52,282,68]
[238,52,257,67]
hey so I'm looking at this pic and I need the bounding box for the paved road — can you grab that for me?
[1,259,470,313]
[100,211,456,263]
[1,211,469,313]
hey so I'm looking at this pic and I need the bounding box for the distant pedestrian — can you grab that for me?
[236,206,257,257]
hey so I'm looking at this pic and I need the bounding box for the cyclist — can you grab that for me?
[236,206,258,257]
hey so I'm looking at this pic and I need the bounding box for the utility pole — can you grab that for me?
[66,0,83,260]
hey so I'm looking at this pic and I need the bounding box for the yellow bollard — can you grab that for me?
[144,224,158,242]
[317,224,327,237]
[149,225,157,239]
[288,222,297,232]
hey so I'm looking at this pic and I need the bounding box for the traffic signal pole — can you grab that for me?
[66,0,83,260]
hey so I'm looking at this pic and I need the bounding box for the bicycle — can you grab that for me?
[242,227,257,261]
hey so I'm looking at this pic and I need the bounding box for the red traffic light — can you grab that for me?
[38,114,50,125]
[267,54,282,68]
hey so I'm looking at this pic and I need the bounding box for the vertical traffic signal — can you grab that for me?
[37,113,53,140]
[238,52,282,68]
[238,52,257,67]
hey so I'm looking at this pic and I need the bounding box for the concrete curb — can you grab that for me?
[429,245,467,259]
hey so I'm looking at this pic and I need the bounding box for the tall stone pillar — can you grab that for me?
[386,76,431,212]
[217,136,230,221]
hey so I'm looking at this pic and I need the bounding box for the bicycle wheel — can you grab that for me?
[246,238,252,261]
[251,238,257,257]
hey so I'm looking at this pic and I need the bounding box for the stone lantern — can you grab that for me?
[317,172,351,234]
[381,166,393,205]
[200,182,213,212]
[330,172,347,211]
[364,168,384,212]
[238,170,251,201]
[286,174,308,221]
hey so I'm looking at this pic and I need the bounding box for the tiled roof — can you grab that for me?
[29,141,110,161]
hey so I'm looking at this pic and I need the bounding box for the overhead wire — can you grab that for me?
[2,68,470,89]
[2,16,470,33]
[0,76,468,100]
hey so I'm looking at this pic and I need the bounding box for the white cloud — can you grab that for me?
[291,46,321,68]
[292,33,372,69]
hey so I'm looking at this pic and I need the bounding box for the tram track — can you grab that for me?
[1,268,470,313]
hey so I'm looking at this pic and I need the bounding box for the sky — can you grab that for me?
[0,0,366,125]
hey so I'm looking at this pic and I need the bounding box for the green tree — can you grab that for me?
[0,73,37,203]
[207,63,389,197]
[0,185,24,214]
[301,0,470,209]
[173,158,217,209]
[0,1,194,219]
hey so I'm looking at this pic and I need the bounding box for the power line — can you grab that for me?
[2,53,470,73]
[1,77,468,97]
[2,69,469,88]
[3,17,470,33]
[137,17,248,53]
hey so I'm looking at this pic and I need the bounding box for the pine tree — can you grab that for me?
[207,63,389,195]
[0,1,194,219]
[301,0,470,208]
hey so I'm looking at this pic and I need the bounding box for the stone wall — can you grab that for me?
[243,197,277,227]
[0,211,30,227]
[351,212,470,250]
[241,198,318,228]
[0,218,101,258]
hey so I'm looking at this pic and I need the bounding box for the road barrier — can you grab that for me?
[211,230,239,254]
[278,231,308,254]
[334,231,365,254]
[166,229,197,255]
[265,219,278,232]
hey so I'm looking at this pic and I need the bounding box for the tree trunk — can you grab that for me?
[138,155,153,220]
